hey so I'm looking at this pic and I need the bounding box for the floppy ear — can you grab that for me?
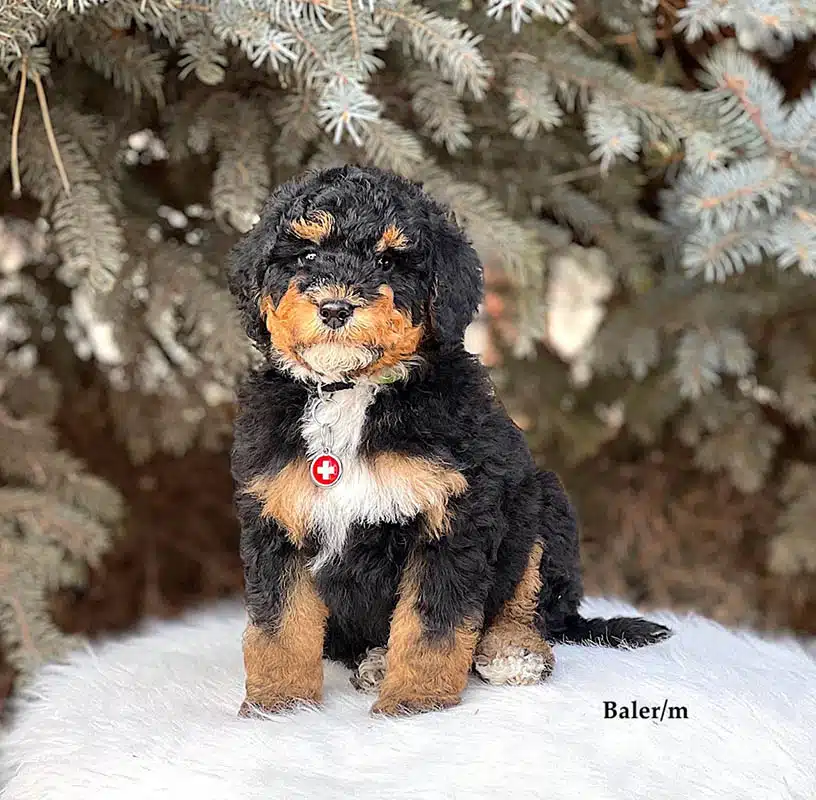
[227,177,307,350]
[428,225,484,350]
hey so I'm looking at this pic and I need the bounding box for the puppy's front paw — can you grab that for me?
[238,695,319,718]
[370,693,461,717]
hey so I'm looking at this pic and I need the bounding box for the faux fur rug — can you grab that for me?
[2,598,815,800]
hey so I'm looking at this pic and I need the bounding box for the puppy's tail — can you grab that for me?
[535,469,673,649]
[547,613,672,648]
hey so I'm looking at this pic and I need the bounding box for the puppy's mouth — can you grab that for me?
[295,343,383,380]
[259,281,423,383]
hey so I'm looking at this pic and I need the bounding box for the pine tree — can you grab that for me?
[1,218,123,677]
[1,0,814,681]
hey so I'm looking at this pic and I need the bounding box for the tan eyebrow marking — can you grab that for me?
[289,210,334,244]
[375,224,409,253]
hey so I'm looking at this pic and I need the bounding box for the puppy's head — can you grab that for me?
[228,165,483,383]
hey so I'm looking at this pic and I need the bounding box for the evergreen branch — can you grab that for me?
[673,158,798,231]
[779,88,816,159]
[419,166,546,282]
[681,223,776,282]
[124,0,214,46]
[209,1,298,70]
[211,99,271,232]
[171,0,338,34]
[0,2,56,64]
[701,44,786,146]
[541,178,613,238]
[585,94,641,172]
[272,86,323,166]
[344,0,363,62]
[51,104,108,159]
[505,57,563,139]
[779,374,816,428]
[716,327,755,375]
[359,117,425,177]
[673,329,722,398]
[144,242,253,389]
[702,43,816,178]
[485,0,573,34]
[322,14,387,78]
[51,184,127,291]
[178,30,229,84]
[408,68,472,152]
[15,113,127,290]
[0,489,112,561]
[304,138,358,171]
[676,390,782,493]
[694,416,781,493]
[52,23,166,106]
[317,78,381,144]
[162,89,230,160]
[0,412,55,491]
[206,0,373,87]
[682,130,735,174]
[292,0,339,29]
[536,40,712,144]
[0,369,122,659]
[2,591,41,671]
[375,0,492,99]
[0,583,72,677]
[9,52,72,201]
[592,318,661,382]
[676,0,816,51]
[771,208,816,275]
[539,181,651,284]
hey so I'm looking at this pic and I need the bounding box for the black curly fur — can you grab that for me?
[228,165,670,682]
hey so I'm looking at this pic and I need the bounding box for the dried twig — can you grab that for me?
[10,57,28,199]
[32,72,71,196]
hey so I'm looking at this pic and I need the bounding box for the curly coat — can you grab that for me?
[227,164,670,717]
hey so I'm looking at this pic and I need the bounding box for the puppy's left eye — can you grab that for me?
[376,254,394,271]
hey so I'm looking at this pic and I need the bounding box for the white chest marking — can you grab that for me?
[301,384,421,571]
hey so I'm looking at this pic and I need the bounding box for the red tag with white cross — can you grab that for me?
[310,453,343,487]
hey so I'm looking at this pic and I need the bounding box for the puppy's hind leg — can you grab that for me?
[350,647,388,694]
[474,541,555,686]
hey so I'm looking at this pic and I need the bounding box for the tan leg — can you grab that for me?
[474,542,555,685]
[239,569,329,716]
[372,568,479,716]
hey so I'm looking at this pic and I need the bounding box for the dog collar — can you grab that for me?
[313,375,399,395]
[318,381,354,394]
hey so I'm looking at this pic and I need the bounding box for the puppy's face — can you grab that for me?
[259,212,427,383]
[229,166,484,383]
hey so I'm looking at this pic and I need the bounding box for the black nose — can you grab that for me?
[319,300,354,329]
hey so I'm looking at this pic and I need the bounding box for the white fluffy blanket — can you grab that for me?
[2,597,815,800]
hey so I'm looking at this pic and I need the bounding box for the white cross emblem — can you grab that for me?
[311,453,342,487]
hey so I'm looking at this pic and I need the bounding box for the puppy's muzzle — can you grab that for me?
[319,299,355,330]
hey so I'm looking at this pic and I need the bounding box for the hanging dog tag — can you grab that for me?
[310,453,343,487]
[310,387,344,488]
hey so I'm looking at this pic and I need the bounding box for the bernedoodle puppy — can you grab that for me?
[227,164,671,718]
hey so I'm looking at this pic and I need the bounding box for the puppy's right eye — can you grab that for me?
[303,252,317,262]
